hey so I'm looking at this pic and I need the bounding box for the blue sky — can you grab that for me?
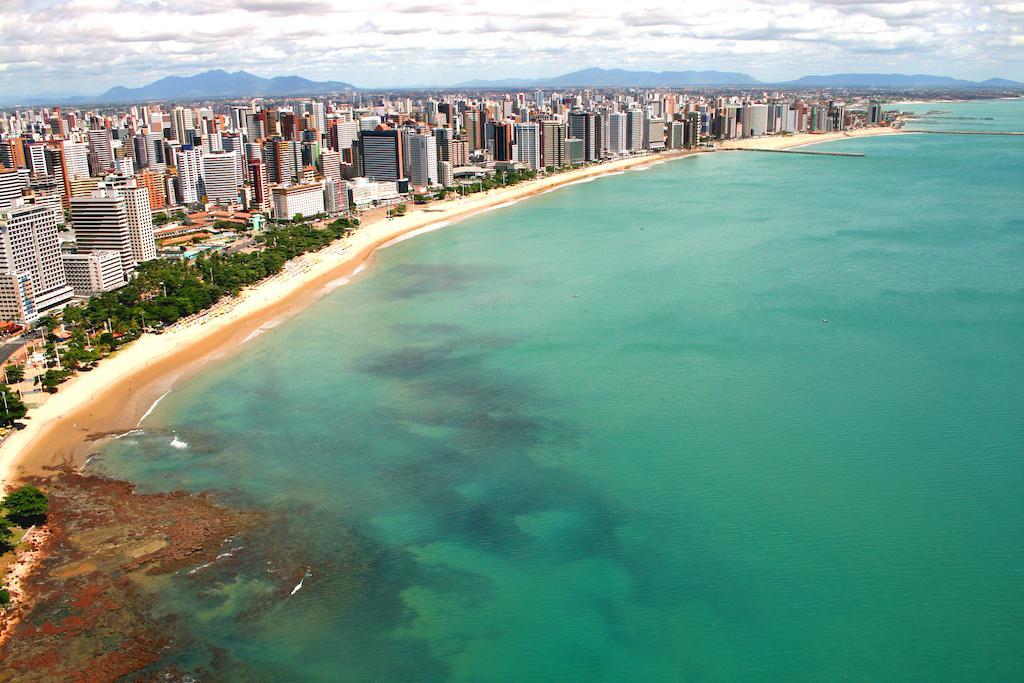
[1,0,1022,96]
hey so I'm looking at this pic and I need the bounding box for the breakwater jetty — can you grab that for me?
[726,148,866,157]
[915,130,1024,136]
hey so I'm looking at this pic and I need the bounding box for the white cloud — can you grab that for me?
[1,0,1021,97]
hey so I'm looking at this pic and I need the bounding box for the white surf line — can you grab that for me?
[138,390,172,425]
[380,220,453,249]
[241,318,282,344]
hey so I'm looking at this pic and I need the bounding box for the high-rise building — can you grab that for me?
[869,102,883,125]
[331,120,359,155]
[0,198,74,321]
[358,129,404,181]
[88,128,115,173]
[645,116,665,151]
[71,188,135,275]
[493,122,513,162]
[249,159,270,213]
[136,169,167,210]
[201,151,242,205]
[626,110,645,151]
[449,139,469,167]
[171,106,195,143]
[145,130,166,170]
[541,120,566,169]
[514,123,541,170]
[0,166,26,211]
[606,112,627,154]
[174,144,202,204]
[566,138,585,165]
[100,177,156,266]
[62,140,90,180]
[438,160,454,188]
[569,111,602,161]
[464,109,487,152]
[407,134,439,188]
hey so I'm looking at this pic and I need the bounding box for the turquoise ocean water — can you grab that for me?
[95,100,1024,680]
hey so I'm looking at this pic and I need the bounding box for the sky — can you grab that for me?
[0,0,1022,97]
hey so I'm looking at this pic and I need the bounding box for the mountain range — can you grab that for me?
[456,67,760,88]
[2,67,1021,105]
[8,70,357,105]
[459,67,1023,89]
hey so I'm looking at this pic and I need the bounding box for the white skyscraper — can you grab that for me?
[407,134,438,188]
[514,123,541,170]
[334,120,359,152]
[0,166,26,211]
[174,144,202,204]
[62,140,90,179]
[0,198,74,321]
[606,113,627,154]
[171,106,195,143]
[71,188,135,275]
[101,176,158,266]
[201,151,242,205]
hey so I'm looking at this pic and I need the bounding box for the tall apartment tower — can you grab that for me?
[514,123,541,170]
[88,128,115,173]
[174,144,202,204]
[71,188,135,276]
[464,110,487,152]
[407,134,438,188]
[104,177,157,265]
[625,110,645,151]
[568,111,602,162]
[606,112,627,153]
[249,159,270,213]
[358,129,404,181]
[201,151,242,205]
[492,122,513,162]
[0,199,74,322]
[0,166,26,211]
[319,150,344,210]
[540,120,566,169]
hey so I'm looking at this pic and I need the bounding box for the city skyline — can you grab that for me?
[2,0,1022,98]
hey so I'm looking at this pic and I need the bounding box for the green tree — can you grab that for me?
[4,365,24,384]
[41,368,71,393]
[0,384,26,425]
[3,485,49,526]
[0,517,12,551]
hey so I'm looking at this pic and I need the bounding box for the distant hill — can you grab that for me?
[782,73,1022,88]
[456,67,760,88]
[981,77,1024,87]
[93,69,357,103]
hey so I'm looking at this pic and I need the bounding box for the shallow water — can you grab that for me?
[96,100,1024,681]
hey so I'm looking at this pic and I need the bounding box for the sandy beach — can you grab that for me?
[0,127,907,487]
[1,149,700,486]
[717,126,906,150]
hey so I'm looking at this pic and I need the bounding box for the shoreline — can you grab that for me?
[0,148,700,485]
[0,127,905,487]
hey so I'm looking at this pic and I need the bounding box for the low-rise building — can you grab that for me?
[62,250,127,296]
[271,183,325,219]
